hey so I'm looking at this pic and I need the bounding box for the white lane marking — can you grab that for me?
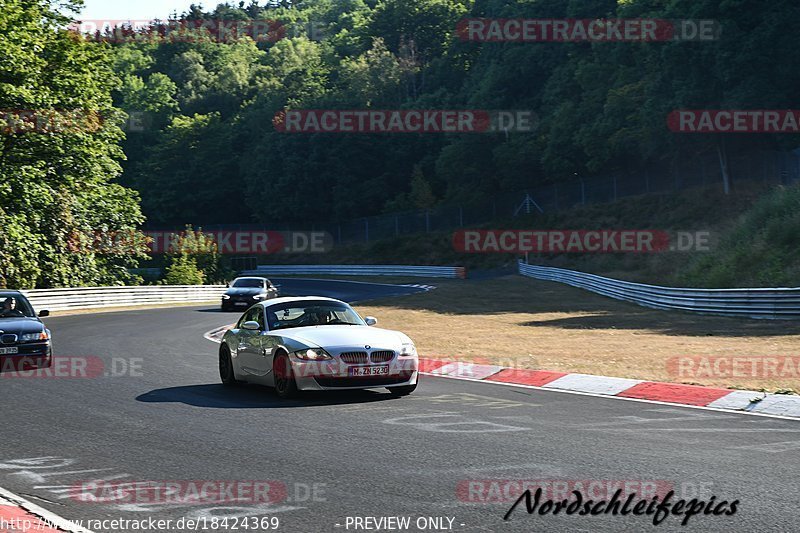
[580,408,735,427]
[733,440,800,452]
[408,392,529,409]
[0,485,95,533]
[204,325,232,344]
[383,412,529,433]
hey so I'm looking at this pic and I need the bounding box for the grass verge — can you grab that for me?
[354,275,800,393]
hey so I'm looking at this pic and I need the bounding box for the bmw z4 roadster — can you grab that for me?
[218,297,419,398]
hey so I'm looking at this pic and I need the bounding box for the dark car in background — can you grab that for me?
[0,291,52,372]
[221,277,279,311]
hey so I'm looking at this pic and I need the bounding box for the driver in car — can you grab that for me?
[0,298,23,318]
[298,307,333,326]
[311,309,332,325]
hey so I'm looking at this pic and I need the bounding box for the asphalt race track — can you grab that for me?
[2,279,799,533]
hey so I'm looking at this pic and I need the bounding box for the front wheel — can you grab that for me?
[273,353,298,399]
[219,345,239,386]
[388,384,417,397]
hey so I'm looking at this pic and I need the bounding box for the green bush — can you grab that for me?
[163,255,205,285]
[678,185,800,288]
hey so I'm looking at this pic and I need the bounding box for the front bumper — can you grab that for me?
[291,356,419,391]
[0,342,52,372]
[223,297,255,308]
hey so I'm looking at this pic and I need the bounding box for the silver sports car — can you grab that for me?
[218,297,419,398]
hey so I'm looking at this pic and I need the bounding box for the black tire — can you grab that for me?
[219,345,239,386]
[388,383,417,397]
[273,353,298,399]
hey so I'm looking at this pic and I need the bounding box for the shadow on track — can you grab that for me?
[136,383,398,409]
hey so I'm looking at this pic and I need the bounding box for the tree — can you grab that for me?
[0,0,146,288]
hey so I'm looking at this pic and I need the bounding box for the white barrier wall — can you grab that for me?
[22,286,226,312]
[518,261,800,319]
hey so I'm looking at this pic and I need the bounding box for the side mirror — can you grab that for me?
[365,317,378,327]
[38,310,50,318]
[242,321,261,331]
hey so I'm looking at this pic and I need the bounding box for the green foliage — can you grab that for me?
[163,254,205,285]
[111,0,800,230]
[160,226,233,285]
[0,0,146,289]
[678,185,800,288]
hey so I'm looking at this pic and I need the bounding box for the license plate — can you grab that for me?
[349,365,389,377]
[0,347,19,355]
[235,302,248,306]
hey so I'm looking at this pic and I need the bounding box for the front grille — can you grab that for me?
[370,351,395,363]
[315,373,414,388]
[340,352,368,364]
[1,334,17,345]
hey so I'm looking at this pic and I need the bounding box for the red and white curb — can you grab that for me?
[0,486,93,533]
[204,325,800,420]
[421,359,800,420]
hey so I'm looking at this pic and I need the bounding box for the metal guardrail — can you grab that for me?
[242,265,467,279]
[21,285,226,312]
[518,261,800,319]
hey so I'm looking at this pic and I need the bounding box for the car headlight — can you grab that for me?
[222,295,231,300]
[399,343,417,357]
[20,331,49,342]
[294,348,332,361]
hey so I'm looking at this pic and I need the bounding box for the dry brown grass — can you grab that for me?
[355,276,800,392]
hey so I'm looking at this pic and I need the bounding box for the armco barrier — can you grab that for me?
[21,285,226,312]
[518,261,800,319]
[242,265,467,279]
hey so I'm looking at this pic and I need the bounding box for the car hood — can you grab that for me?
[0,317,44,336]
[226,287,263,296]
[280,325,410,350]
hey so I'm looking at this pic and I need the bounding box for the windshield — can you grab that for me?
[0,294,35,318]
[232,279,265,288]
[266,300,365,330]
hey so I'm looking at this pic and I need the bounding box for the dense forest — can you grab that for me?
[113,0,800,226]
[2,0,800,287]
